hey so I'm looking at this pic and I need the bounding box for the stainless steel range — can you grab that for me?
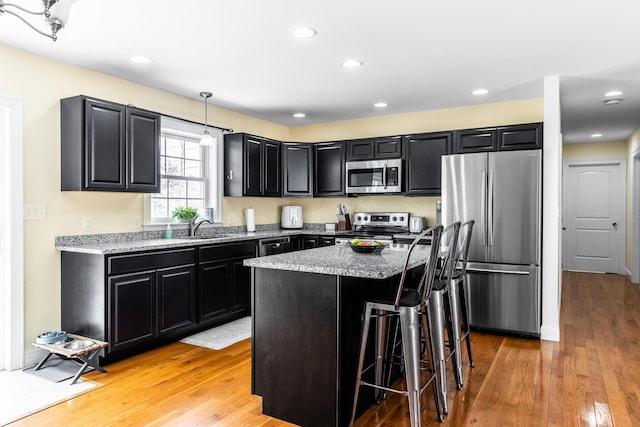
[335,211,410,244]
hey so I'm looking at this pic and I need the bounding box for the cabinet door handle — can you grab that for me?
[226,170,234,180]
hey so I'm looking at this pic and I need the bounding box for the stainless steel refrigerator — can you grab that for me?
[442,150,541,336]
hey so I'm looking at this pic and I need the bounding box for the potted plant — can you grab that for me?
[171,207,199,222]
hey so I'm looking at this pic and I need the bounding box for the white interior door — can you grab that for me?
[563,160,626,273]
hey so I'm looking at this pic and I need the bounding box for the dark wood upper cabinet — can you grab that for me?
[497,122,543,151]
[60,95,160,192]
[346,139,374,161]
[454,122,543,153]
[374,136,403,159]
[346,136,402,161]
[314,142,345,197]
[282,143,313,197]
[127,108,162,191]
[453,127,498,153]
[224,133,281,197]
[404,132,452,196]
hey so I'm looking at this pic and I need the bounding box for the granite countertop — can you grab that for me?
[55,227,354,255]
[244,242,432,279]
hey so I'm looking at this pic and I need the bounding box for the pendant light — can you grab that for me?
[199,91,215,146]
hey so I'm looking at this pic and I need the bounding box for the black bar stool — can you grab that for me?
[349,226,444,427]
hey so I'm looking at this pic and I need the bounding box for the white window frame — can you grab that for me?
[144,116,223,227]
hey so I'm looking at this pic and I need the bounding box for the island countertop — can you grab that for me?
[244,242,430,279]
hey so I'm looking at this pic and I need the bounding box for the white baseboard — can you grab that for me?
[540,325,560,342]
[23,347,48,369]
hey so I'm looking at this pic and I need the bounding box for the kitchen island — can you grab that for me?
[245,243,430,427]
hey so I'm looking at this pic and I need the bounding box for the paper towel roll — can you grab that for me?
[245,208,255,232]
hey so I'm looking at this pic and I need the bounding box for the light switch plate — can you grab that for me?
[24,204,47,220]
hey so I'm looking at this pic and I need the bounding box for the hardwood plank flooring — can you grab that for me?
[8,271,640,426]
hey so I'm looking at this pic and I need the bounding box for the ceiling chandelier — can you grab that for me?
[0,0,73,41]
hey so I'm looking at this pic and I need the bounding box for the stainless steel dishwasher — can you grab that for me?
[258,236,291,256]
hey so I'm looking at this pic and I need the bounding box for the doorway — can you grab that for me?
[563,160,626,273]
[0,94,24,371]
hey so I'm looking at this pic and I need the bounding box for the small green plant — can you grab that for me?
[171,207,199,221]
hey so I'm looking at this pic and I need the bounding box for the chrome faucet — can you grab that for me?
[189,217,214,237]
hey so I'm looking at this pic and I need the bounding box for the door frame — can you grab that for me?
[0,94,24,370]
[632,147,640,283]
[562,159,626,274]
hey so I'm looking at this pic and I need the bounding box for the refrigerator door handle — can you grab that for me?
[466,262,533,275]
[488,170,494,247]
[481,170,487,246]
[466,266,530,275]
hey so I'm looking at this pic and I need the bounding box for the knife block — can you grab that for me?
[337,214,351,231]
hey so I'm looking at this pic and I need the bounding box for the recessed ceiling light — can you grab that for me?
[603,99,622,105]
[341,59,363,68]
[130,55,152,64]
[604,90,623,97]
[472,88,489,95]
[293,113,306,118]
[591,133,603,138]
[373,102,388,108]
[291,27,317,38]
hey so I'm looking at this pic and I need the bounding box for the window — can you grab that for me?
[148,116,222,224]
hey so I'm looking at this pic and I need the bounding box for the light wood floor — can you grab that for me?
[9,271,640,426]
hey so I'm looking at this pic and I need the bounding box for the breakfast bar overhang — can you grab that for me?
[245,243,431,427]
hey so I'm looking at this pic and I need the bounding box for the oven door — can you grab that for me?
[346,159,402,194]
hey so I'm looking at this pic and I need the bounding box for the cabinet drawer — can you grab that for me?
[454,128,497,153]
[498,123,543,150]
[108,248,196,275]
[200,241,258,262]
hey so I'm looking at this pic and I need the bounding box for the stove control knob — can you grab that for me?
[364,216,369,221]
[399,216,405,221]
[356,215,362,221]
[392,216,398,222]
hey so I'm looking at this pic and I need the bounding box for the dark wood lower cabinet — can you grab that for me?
[157,265,197,334]
[61,241,256,364]
[109,271,156,353]
[198,240,257,327]
[199,260,230,324]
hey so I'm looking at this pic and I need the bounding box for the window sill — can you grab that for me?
[143,222,223,232]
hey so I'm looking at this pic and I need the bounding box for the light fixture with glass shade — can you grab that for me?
[199,91,216,147]
[0,0,75,41]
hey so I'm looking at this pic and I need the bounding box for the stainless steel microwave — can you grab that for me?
[345,159,403,194]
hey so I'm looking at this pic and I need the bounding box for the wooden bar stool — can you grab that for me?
[349,226,444,427]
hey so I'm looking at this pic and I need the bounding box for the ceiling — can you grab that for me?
[1,0,639,144]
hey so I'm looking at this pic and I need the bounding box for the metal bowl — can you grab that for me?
[64,339,94,350]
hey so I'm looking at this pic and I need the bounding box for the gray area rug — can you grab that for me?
[180,316,251,350]
[23,356,93,383]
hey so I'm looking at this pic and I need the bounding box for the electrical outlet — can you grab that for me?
[83,217,92,231]
[228,213,237,225]
[24,204,47,220]
[133,215,141,228]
